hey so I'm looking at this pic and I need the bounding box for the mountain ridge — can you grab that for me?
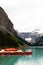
[0,7,29,49]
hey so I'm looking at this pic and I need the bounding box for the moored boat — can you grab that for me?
[0,48,32,56]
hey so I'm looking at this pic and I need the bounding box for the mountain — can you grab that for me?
[18,32,43,46]
[0,7,29,49]
[18,32,40,43]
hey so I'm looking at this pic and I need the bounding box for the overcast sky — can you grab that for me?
[0,0,43,33]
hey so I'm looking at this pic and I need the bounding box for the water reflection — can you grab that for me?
[0,48,43,65]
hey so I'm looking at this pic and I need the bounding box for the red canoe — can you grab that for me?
[0,48,32,56]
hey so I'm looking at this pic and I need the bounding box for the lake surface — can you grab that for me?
[0,48,43,65]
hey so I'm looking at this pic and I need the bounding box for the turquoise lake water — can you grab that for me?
[0,48,43,65]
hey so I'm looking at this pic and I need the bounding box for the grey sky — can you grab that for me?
[0,0,43,33]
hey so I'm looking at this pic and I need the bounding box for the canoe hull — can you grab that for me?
[0,52,32,56]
